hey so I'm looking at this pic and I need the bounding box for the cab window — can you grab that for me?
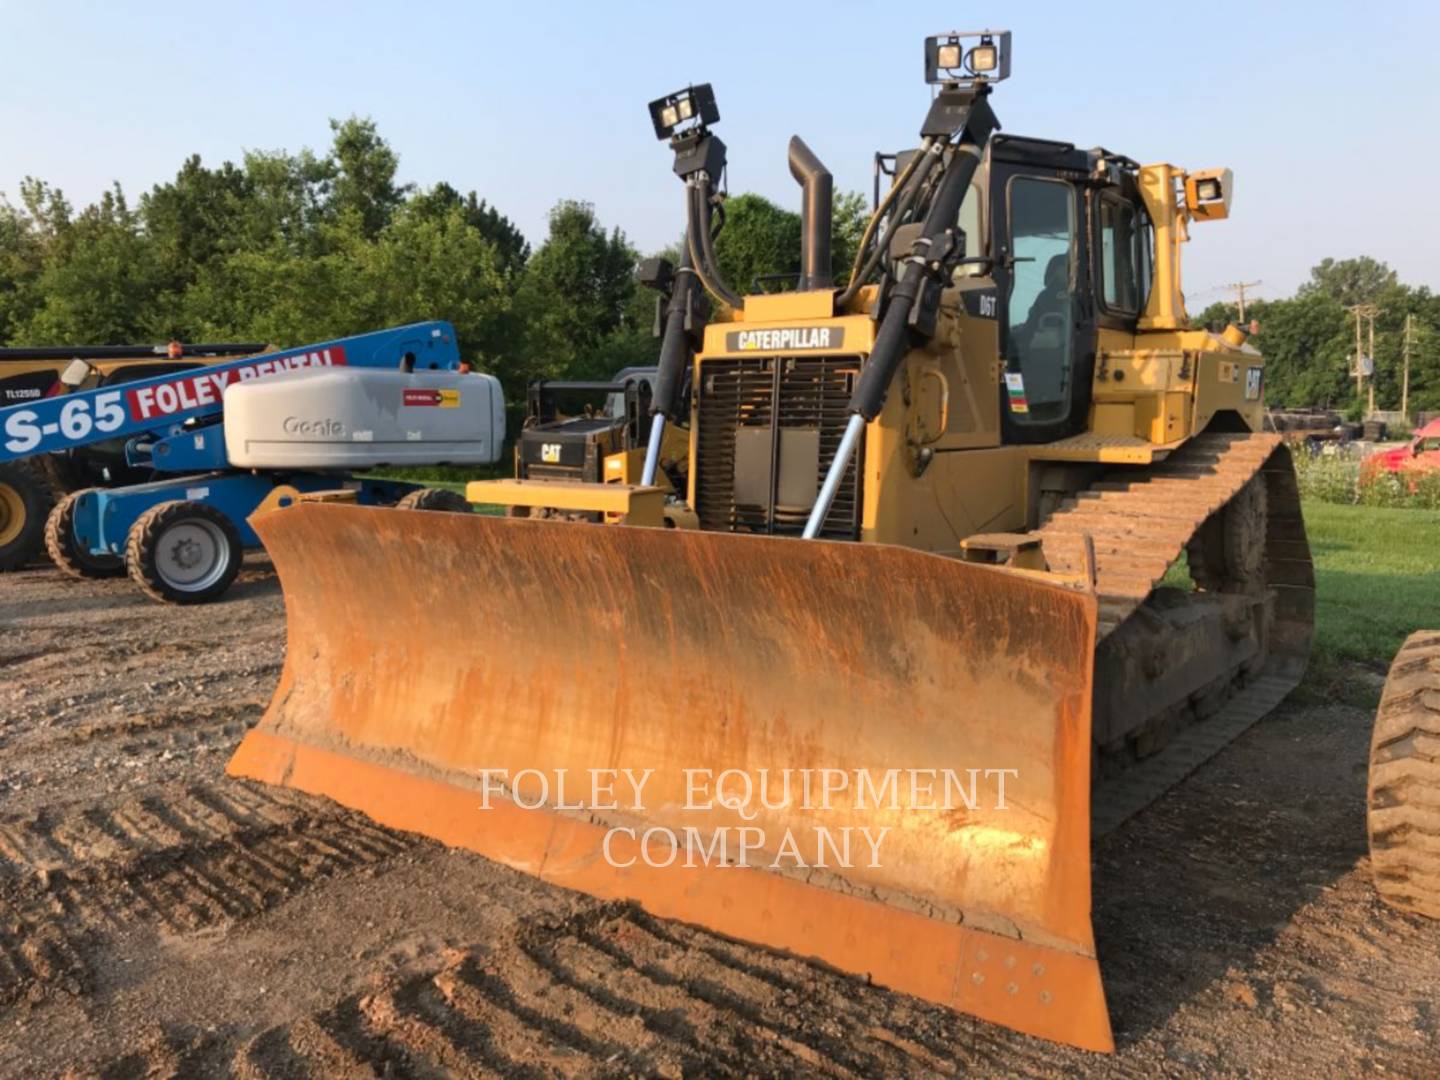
[1005,176,1076,424]
[1137,212,1154,310]
[1099,196,1141,313]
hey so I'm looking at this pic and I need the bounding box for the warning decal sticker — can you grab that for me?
[1004,372,1029,414]
[403,388,461,408]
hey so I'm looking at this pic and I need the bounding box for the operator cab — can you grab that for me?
[882,135,1156,445]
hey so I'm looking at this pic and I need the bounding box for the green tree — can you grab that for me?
[139,155,254,334]
[712,193,802,294]
[409,182,530,276]
[1197,260,1440,414]
[19,185,162,344]
[358,201,513,372]
[1247,292,1352,407]
[326,117,406,239]
[708,189,870,296]
[1299,256,1399,308]
[514,200,639,388]
[831,190,870,287]
[0,181,61,341]
[235,146,333,255]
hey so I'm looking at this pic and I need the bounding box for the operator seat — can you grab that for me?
[1015,253,1072,406]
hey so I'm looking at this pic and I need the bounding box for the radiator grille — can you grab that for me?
[695,355,863,540]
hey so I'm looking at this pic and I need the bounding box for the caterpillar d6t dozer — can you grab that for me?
[229,31,1313,1052]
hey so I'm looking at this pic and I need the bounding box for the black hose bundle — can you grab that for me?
[686,179,743,311]
[834,137,944,309]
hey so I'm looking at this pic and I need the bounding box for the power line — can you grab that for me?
[1220,279,1263,322]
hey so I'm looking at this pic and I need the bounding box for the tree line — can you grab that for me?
[1197,256,1440,416]
[2,118,1434,416]
[0,118,865,403]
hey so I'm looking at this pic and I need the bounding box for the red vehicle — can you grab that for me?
[1365,418,1440,477]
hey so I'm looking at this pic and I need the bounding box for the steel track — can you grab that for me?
[1037,432,1316,834]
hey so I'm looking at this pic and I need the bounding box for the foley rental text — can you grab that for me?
[477,767,1019,870]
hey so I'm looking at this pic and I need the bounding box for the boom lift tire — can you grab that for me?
[1368,631,1440,920]
[125,500,243,604]
[394,487,472,514]
[0,460,54,572]
[44,487,125,578]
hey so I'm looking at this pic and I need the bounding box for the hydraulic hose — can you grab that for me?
[687,178,744,311]
[847,141,980,418]
[803,138,985,540]
[834,137,938,309]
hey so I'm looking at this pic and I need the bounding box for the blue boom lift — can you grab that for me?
[0,341,267,571]
[0,321,504,603]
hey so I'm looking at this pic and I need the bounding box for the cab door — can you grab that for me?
[990,154,1096,444]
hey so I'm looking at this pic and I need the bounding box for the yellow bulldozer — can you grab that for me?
[229,31,1314,1052]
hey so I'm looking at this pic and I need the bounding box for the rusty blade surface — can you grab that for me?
[229,504,1109,1050]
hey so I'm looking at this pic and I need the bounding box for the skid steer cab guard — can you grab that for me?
[230,506,1107,1049]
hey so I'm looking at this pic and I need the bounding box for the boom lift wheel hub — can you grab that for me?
[125,501,243,604]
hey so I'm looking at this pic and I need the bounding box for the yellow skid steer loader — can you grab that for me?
[230,31,1313,1052]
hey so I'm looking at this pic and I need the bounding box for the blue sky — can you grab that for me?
[3,1,1435,301]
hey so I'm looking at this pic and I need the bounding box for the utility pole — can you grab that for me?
[1347,303,1380,410]
[1368,309,1377,415]
[1222,279,1263,323]
[1402,312,1413,421]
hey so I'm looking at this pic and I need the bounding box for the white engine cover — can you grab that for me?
[223,368,505,469]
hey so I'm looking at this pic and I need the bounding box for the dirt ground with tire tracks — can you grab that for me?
[0,555,1437,1077]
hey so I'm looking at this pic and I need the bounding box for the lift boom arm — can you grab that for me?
[0,322,461,464]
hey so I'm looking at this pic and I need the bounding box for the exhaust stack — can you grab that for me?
[788,136,833,291]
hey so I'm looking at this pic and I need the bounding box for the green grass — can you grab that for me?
[1143,501,1432,703]
[1299,500,1440,702]
[1103,501,1431,703]
[367,463,508,485]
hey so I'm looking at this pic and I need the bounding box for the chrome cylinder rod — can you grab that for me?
[640,413,667,487]
[802,413,866,540]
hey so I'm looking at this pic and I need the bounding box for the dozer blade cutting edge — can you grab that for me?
[228,504,1111,1051]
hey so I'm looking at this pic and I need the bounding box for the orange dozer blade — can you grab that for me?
[228,504,1110,1051]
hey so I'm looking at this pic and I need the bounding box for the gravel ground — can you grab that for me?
[0,556,1436,1077]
